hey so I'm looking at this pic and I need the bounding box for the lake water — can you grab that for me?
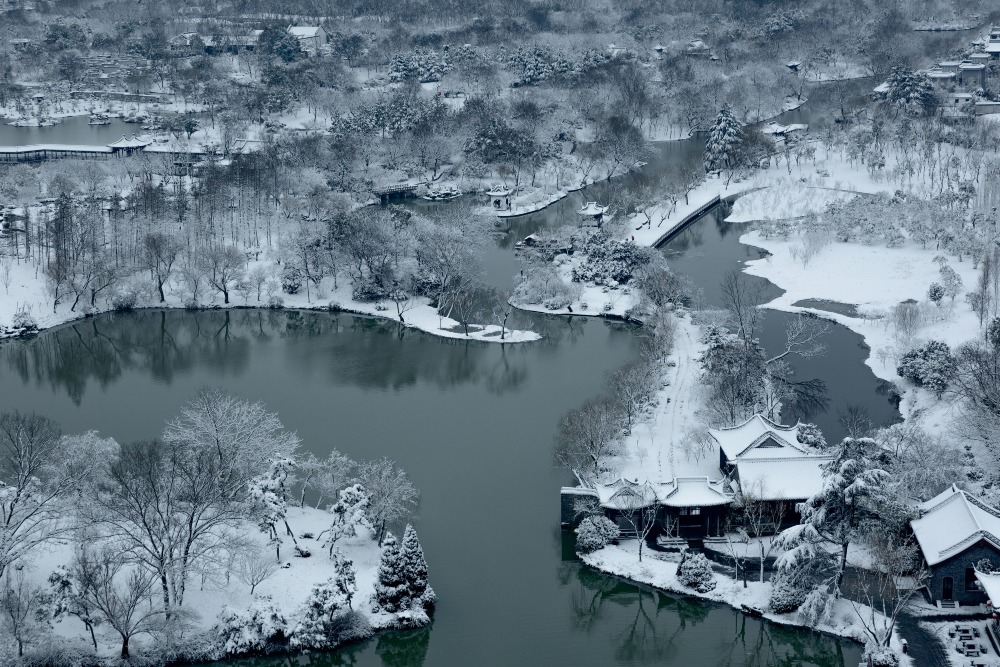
[0,114,139,146]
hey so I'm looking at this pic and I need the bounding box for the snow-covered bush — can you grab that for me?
[571,233,651,286]
[896,340,953,397]
[676,552,716,593]
[268,295,284,309]
[388,49,452,82]
[515,264,580,307]
[768,571,808,613]
[351,275,390,302]
[798,584,836,626]
[11,305,37,331]
[863,642,899,667]
[281,266,302,295]
[111,282,144,311]
[290,577,353,649]
[217,598,289,655]
[575,515,620,553]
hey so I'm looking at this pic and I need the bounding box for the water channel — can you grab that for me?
[0,114,139,146]
[0,91,891,665]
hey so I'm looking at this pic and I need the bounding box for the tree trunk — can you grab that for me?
[121,636,130,659]
[88,622,98,649]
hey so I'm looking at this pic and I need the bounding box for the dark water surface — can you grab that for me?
[0,114,139,146]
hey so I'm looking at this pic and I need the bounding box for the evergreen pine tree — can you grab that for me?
[373,532,409,613]
[401,524,431,606]
[704,105,743,173]
[331,548,357,609]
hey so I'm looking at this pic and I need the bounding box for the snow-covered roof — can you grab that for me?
[959,62,986,70]
[976,570,1000,605]
[659,477,732,507]
[926,70,956,79]
[709,414,806,462]
[288,26,322,38]
[986,43,1000,53]
[911,485,1000,566]
[107,134,151,149]
[487,186,512,196]
[578,202,608,216]
[595,479,658,510]
[734,456,833,501]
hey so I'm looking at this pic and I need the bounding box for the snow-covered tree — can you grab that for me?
[768,570,808,613]
[927,282,944,306]
[703,105,743,173]
[879,66,936,117]
[401,524,432,608]
[330,549,357,610]
[795,422,827,450]
[321,484,371,556]
[574,515,620,553]
[358,459,419,542]
[248,457,297,561]
[372,532,409,613]
[676,551,716,593]
[776,438,897,590]
[218,597,288,655]
[896,340,953,397]
[291,578,350,649]
[48,564,101,649]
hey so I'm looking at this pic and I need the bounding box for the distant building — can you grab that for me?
[287,26,327,56]
[911,485,1000,606]
[957,62,987,88]
[986,26,1000,58]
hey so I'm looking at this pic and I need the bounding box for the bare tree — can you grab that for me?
[837,404,873,439]
[235,550,279,595]
[720,269,767,345]
[73,548,162,659]
[142,233,182,303]
[848,531,928,649]
[0,570,45,657]
[357,458,418,542]
[615,483,658,562]
[766,314,829,364]
[555,396,626,485]
[0,413,104,578]
[0,255,12,294]
[736,479,786,582]
[608,360,656,434]
[200,245,244,304]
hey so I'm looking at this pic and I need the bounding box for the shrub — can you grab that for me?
[111,284,142,311]
[575,515,620,553]
[217,598,289,656]
[268,295,284,309]
[544,295,572,310]
[11,305,37,331]
[863,642,899,667]
[515,264,580,306]
[571,233,651,286]
[769,571,808,613]
[676,552,716,593]
[351,275,390,302]
[281,266,303,295]
[896,340,953,397]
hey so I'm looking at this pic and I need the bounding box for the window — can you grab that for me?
[967,567,980,592]
[680,508,701,516]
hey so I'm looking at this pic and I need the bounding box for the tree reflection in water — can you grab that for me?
[560,560,855,667]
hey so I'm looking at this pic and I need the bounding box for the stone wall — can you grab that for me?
[928,540,1000,605]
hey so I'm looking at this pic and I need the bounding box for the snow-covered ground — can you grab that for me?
[27,506,420,660]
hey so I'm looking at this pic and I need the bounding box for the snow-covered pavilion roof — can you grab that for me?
[578,201,608,216]
[734,457,833,502]
[487,185,512,196]
[659,477,732,507]
[708,414,806,462]
[288,26,322,38]
[594,479,658,510]
[986,43,1000,53]
[911,485,1000,566]
[976,570,1000,605]
[107,134,151,149]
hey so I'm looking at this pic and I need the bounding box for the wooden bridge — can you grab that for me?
[373,183,419,203]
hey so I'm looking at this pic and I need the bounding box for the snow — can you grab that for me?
[975,571,1000,606]
[708,415,804,461]
[911,485,1000,566]
[659,477,732,507]
[733,457,834,501]
[23,506,417,659]
[581,542,907,650]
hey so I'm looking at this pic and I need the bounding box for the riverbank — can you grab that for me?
[581,543,911,664]
[0,256,540,344]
